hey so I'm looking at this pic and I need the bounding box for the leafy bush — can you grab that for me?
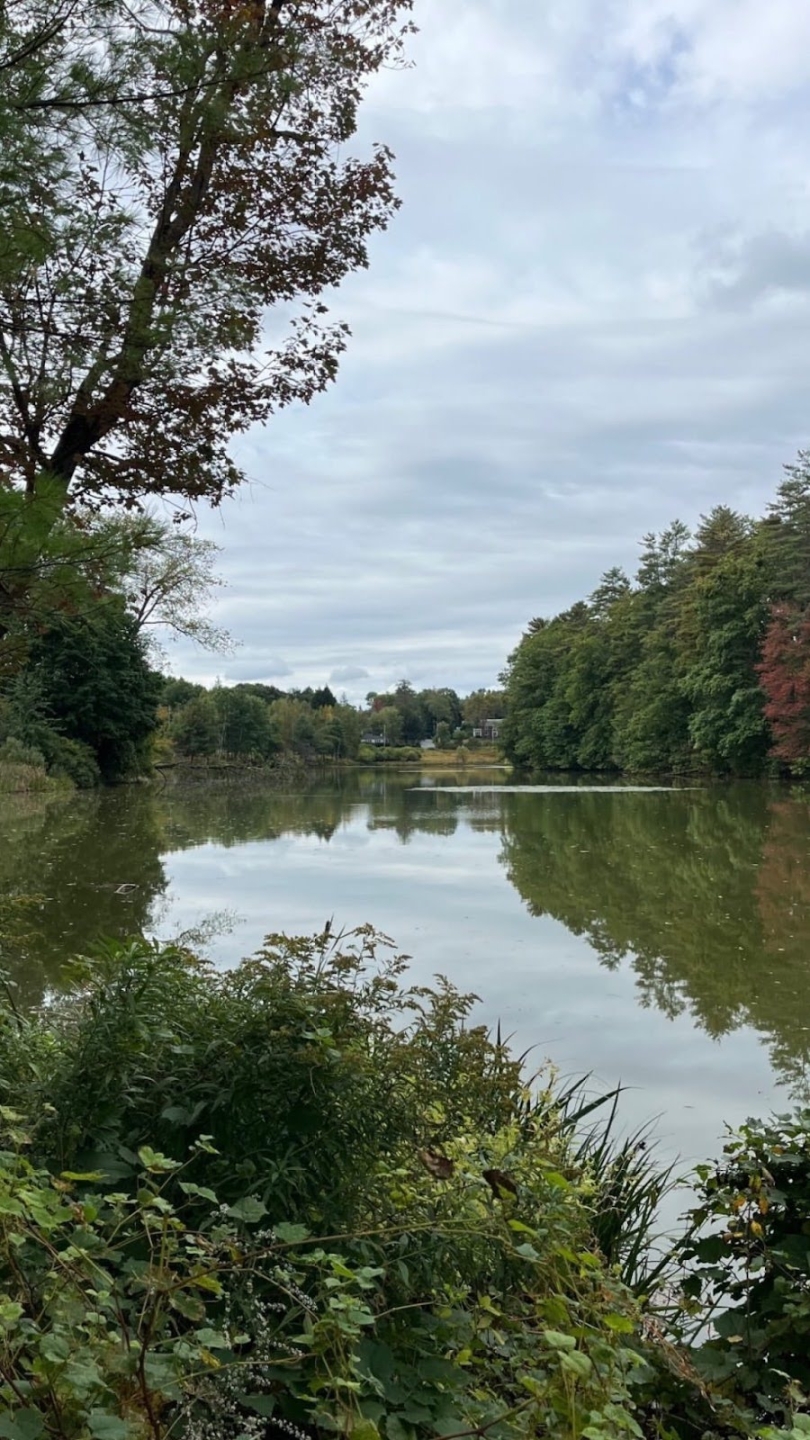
[0,719,100,788]
[676,1109,810,1425]
[0,929,655,1439]
[33,729,102,788]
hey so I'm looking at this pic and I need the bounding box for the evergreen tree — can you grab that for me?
[681,554,770,774]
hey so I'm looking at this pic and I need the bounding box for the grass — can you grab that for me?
[417,745,506,766]
[0,760,66,794]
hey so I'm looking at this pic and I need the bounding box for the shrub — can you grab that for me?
[0,929,653,1440]
[36,731,102,788]
[676,1108,810,1425]
[0,728,100,788]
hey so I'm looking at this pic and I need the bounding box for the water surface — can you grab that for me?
[2,769,808,1165]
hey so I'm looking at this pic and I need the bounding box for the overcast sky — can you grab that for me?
[170,0,810,700]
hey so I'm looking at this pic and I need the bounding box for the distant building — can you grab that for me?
[472,718,502,741]
[420,738,436,750]
[361,732,386,746]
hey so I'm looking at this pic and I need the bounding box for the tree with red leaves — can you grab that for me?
[757,604,810,767]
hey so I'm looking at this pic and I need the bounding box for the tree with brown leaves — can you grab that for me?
[0,0,413,517]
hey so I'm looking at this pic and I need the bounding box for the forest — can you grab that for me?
[502,456,810,777]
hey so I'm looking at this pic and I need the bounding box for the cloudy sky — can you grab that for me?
[171,0,810,700]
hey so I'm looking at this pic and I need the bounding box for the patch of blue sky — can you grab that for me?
[610,29,692,119]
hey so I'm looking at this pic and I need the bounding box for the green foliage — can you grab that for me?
[502,462,810,777]
[366,705,405,748]
[18,603,160,783]
[0,1127,266,1440]
[0,737,80,793]
[173,697,220,760]
[0,929,655,1439]
[675,1108,810,1425]
[5,927,810,1438]
[37,735,102,790]
[357,745,422,764]
[211,687,277,761]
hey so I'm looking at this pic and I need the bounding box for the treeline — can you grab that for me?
[159,678,506,766]
[161,679,362,764]
[502,454,810,776]
[363,680,504,748]
[0,498,507,788]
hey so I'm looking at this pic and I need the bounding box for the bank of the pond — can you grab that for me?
[0,926,808,1440]
[155,747,506,778]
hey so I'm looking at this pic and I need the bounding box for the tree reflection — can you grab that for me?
[0,790,169,1005]
[498,786,810,1096]
[8,772,809,1100]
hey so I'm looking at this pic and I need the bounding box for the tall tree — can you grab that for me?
[681,552,770,774]
[0,0,412,531]
[758,605,810,767]
[765,456,810,608]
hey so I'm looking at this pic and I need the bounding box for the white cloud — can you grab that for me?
[165,0,810,697]
[329,665,370,684]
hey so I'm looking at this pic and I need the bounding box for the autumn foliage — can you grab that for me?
[0,0,413,510]
[757,604,810,765]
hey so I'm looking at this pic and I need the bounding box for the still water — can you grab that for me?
[2,769,809,1166]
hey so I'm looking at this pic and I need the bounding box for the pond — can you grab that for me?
[2,768,809,1168]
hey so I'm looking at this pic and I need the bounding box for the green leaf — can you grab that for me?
[0,1410,45,1440]
[137,1146,180,1173]
[190,1272,222,1294]
[191,1135,220,1155]
[603,1313,635,1334]
[170,1290,206,1321]
[178,1181,218,1203]
[560,1350,593,1380]
[543,1170,570,1189]
[514,1241,540,1260]
[87,1413,133,1440]
[274,1221,310,1243]
[238,1394,276,1417]
[65,1357,105,1398]
[385,1419,412,1440]
[39,1333,70,1364]
[542,1329,577,1352]
[194,1328,229,1349]
[0,1299,23,1328]
[160,1105,191,1123]
[226,1196,267,1224]
[350,1423,380,1439]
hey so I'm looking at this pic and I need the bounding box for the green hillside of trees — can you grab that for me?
[502,455,810,777]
